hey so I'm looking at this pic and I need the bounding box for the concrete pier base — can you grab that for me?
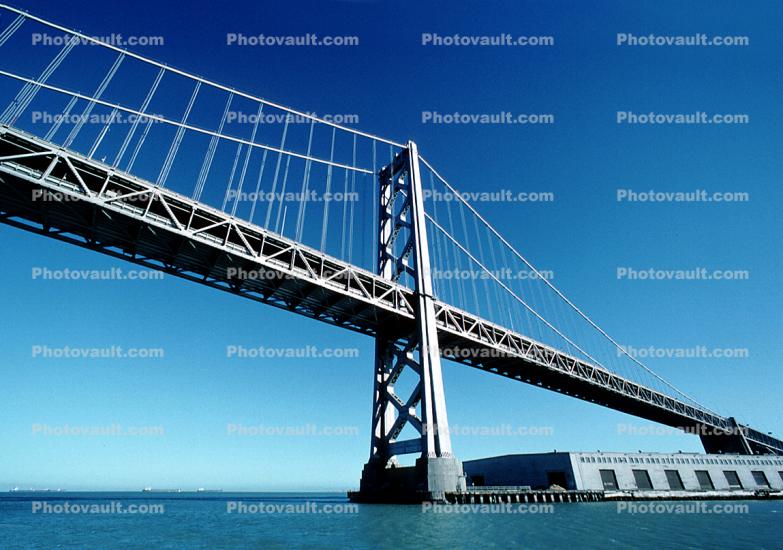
[351,456,466,503]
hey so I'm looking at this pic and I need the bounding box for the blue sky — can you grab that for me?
[0,0,780,490]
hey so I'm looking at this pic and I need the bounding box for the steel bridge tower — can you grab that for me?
[356,142,466,502]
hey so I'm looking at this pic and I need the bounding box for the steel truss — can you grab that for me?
[0,125,779,455]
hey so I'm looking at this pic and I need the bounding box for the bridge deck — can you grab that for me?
[0,125,779,455]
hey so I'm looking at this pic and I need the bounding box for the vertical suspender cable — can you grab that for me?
[371,140,377,270]
[444,182,465,309]
[347,134,357,264]
[88,107,118,158]
[319,127,336,252]
[63,53,125,149]
[294,120,315,241]
[248,149,269,224]
[2,39,76,125]
[114,67,165,168]
[157,81,201,187]
[125,117,154,173]
[231,102,263,216]
[45,95,77,142]
[221,142,243,212]
[264,116,290,229]
[0,14,25,48]
[193,92,233,201]
[340,162,350,259]
[471,213,494,322]
[274,154,292,233]
[459,201,480,314]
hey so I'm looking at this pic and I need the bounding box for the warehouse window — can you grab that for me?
[599,469,618,490]
[724,471,743,489]
[752,471,770,488]
[665,470,684,490]
[695,470,714,490]
[632,469,653,490]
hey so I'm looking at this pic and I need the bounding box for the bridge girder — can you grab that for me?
[0,125,780,458]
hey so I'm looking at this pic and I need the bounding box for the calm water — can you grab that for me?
[0,493,780,549]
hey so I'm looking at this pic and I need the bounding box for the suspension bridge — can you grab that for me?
[0,4,779,502]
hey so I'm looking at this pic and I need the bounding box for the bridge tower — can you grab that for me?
[355,141,465,502]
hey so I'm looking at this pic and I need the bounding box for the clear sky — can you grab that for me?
[0,0,780,491]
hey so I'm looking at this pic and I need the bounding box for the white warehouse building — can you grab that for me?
[463,452,783,492]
